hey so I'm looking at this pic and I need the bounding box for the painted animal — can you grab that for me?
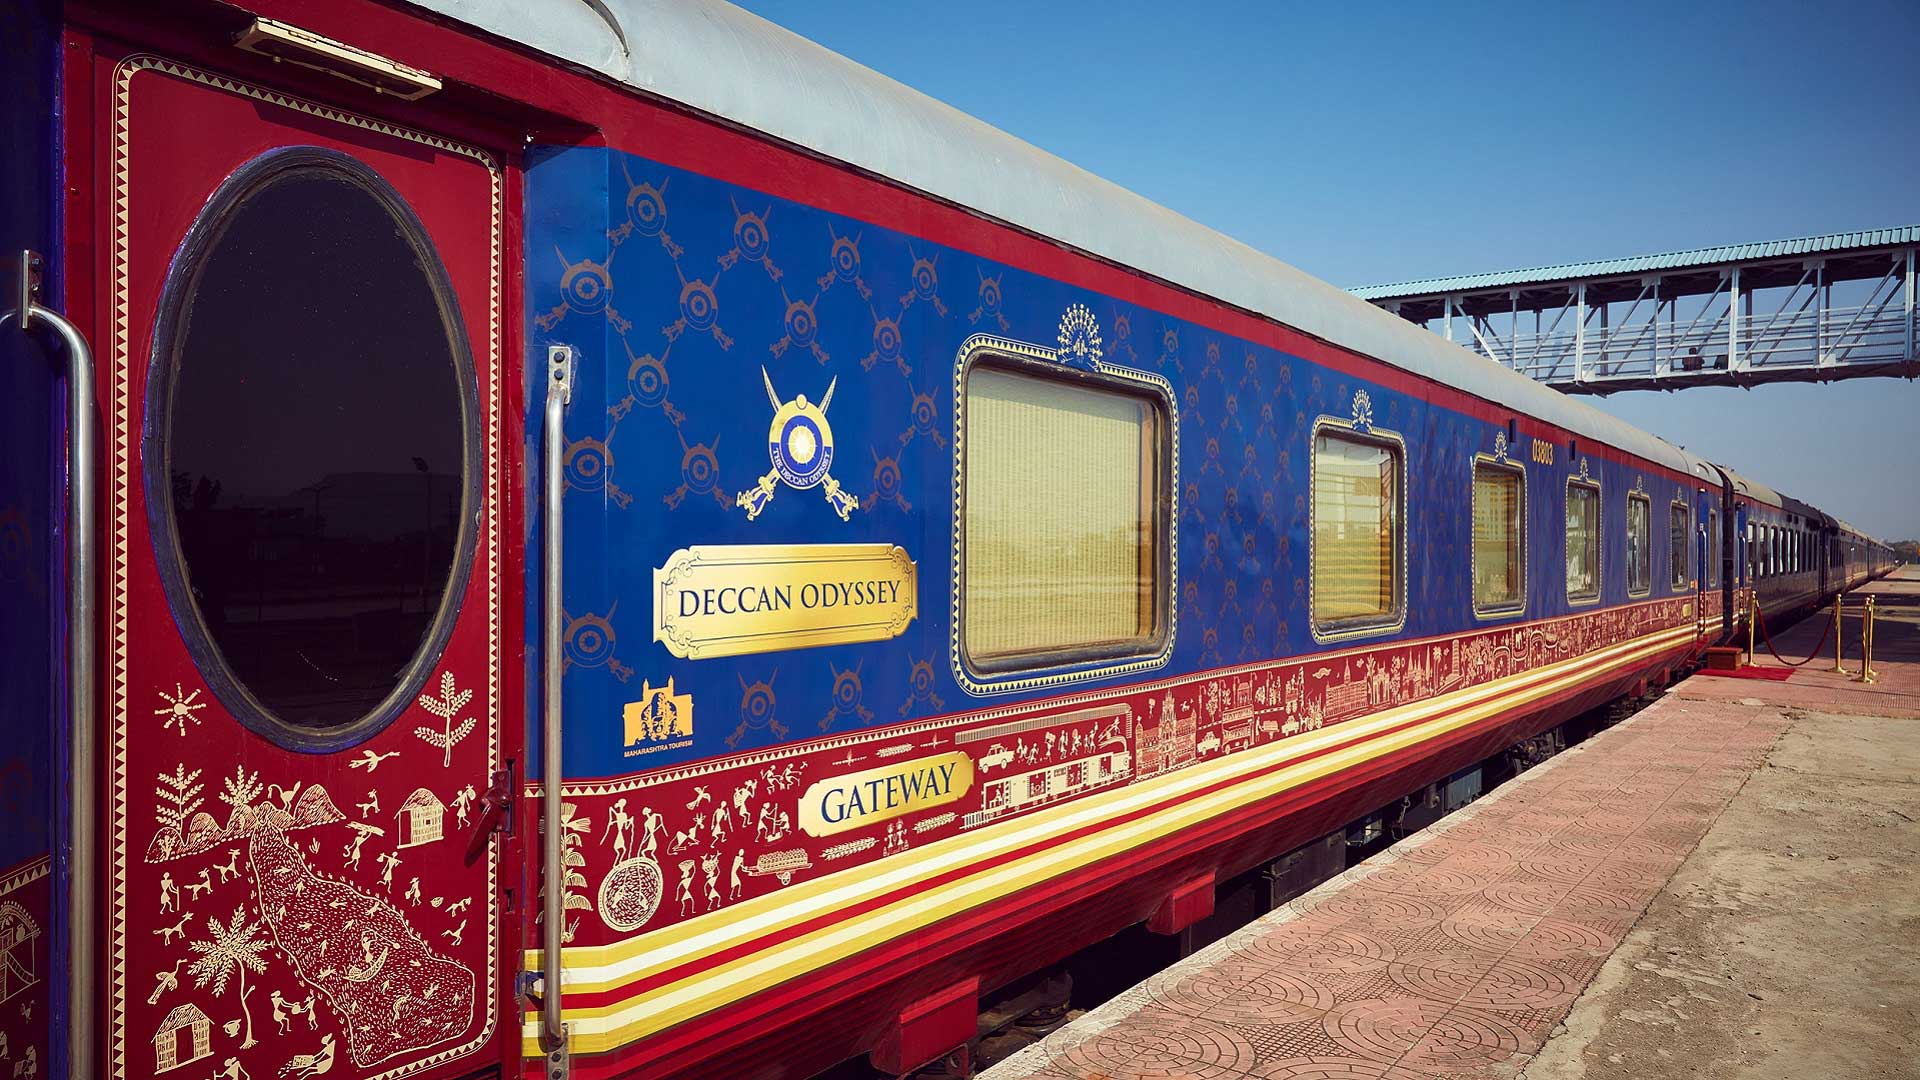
[184,867,213,901]
[153,912,192,945]
[212,847,242,883]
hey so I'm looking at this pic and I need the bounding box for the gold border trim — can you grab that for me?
[1669,495,1694,592]
[106,54,503,1080]
[1307,413,1409,643]
[1566,475,1603,605]
[947,330,1179,696]
[524,618,1698,1053]
[1626,490,1653,598]
[1470,454,1528,621]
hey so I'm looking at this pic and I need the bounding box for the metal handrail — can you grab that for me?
[1481,303,1916,385]
[4,249,97,1080]
[541,344,574,1077]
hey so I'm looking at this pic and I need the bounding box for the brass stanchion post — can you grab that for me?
[1747,591,1757,665]
[1833,594,1847,674]
[1860,596,1878,684]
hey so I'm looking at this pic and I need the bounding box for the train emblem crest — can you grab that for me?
[738,367,862,521]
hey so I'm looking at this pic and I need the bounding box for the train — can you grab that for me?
[0,2,1899,1080]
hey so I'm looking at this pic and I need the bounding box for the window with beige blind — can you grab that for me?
[1670,501,1690,590]
[1627,493,1652,596]
[1311,429,1402,634]
[1472,460,1526,615]
[1566,480,1600,602]
[960,362,1167,672]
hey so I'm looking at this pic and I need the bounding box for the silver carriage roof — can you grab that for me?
[413,0,1708,479]
[1721,467,1784,509]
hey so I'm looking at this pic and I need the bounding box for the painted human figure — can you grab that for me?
[601,797,635,862]
[213,1058,250,1080]
[701,852,720,911]
[640,806,666,859]
[376,850,401,891]
[271,989,294,1035]
[676,859,696,916]
[452,783,478,828]
[344,830,371,871]
[729,848,745,901]
[159,871,178,913]
[709,801,732,844]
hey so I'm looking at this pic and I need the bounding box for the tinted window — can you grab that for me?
[154,151,471,738]
[1626,495,1651,595]
[1669,503,1690,589]
[1566,482,1600,601]
[1472,461,1524,613]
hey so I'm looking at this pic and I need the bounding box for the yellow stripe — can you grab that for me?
[537,617,1659,981]
[522,621,1693,1055]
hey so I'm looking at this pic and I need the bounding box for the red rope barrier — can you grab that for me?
[1751,600,1836,668]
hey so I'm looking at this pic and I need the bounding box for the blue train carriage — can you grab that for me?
[0,4,1899,1080]
[516,33,1735,1079]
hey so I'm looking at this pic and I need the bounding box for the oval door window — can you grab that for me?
[146,147,477,749]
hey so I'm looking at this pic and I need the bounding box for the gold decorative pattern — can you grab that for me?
[947,322,1180,696]
[1306,409,1409,644]
[1470,452,1528,622]
[106,54,503,1080]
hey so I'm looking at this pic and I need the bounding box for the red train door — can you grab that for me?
[86,45,515,1080]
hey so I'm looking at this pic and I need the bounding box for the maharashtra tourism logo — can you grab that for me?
[623,678,694,759]
[737,366,861,521]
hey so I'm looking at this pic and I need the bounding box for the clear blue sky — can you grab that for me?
[734,0,1920,540]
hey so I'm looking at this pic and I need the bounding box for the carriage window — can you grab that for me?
[1566,481,1600,602]
[152,150,473,743]
[1708,509,1720,588]
[1627,493,1652,596]
[961,363,1166,671]
[1472,460,1525,615]
[1312,429,1403,632]
[1670,502,1690,590]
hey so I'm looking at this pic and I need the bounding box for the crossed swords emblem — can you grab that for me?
[737,366,862,521]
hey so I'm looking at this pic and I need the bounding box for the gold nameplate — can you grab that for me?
[799,752,975,838]
[653,543,917,660]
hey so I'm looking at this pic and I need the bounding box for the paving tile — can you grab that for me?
[980,674,1817,1080]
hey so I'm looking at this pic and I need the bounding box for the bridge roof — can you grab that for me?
[1353,226,1920,301]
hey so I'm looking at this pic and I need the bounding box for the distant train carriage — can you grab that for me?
[0,3,1897,1080]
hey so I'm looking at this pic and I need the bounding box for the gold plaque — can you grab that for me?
[799,752,975,838]
[652,543,917,660]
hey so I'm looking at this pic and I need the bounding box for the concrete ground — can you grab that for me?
[1526,568,1920,1080]
[981,567,1919,1080]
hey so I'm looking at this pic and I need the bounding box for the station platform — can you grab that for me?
[983,568,1918,1080]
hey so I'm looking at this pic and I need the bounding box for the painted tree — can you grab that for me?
[186,906,271,1049]
[219,764,263,812]
[535,801,594,943]
[154,764,205,831]
[416,671,478,767]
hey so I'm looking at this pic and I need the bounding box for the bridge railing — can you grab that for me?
[1487,302,1916,388]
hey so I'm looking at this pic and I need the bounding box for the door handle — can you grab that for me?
[5,249,98,1080]
[540,344,574,1076]
[463,766,513,866]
